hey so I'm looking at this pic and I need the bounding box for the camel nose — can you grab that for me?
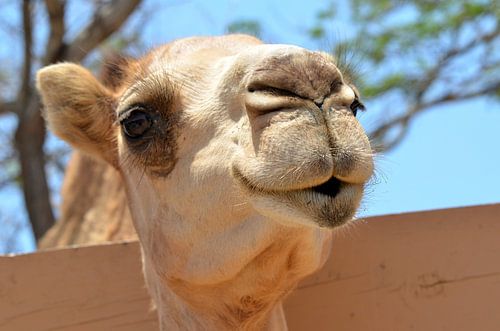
[244,49,342,119]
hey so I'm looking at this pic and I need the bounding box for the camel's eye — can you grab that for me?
[349,98,365,117]
[120,106,152,139]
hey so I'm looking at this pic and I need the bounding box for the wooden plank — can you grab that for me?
[284,204,500,331]
[1,204,500,330]
[0,242,157,331]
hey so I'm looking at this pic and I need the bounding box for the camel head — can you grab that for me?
[37,35,373,329]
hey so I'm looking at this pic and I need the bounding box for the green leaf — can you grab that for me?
[317,6,336,20]
[308,27,325,40]
[226,20,262,38]
[362,74,407,98]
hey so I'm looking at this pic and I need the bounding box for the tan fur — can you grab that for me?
[37,35,373,330]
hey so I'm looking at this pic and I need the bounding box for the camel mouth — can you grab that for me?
[232,165,343,199]
[232,165,361,228]
[310,177,341,199]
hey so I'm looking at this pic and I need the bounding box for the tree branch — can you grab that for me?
[415,25,500,102]
[0,100,17,115]
[369,24,500,152]
[448,24,500,60]
[369,103,421,152]
[423,81,500,108]
[17,0,33,107]
[43,0,65,65]
[64,0,142,62]
[370,80,500,151]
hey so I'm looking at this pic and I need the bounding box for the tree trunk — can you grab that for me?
[15,96,55,241]
[13,0,143,245]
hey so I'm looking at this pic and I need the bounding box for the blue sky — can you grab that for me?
[1,0,499,253]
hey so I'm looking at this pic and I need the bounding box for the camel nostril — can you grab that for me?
[314,100,323,109]
[313,96,325,109]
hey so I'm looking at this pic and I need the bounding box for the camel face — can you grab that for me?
[37,35,373,234]
[117,37,372,232]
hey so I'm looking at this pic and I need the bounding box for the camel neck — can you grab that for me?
[142,226,332,330]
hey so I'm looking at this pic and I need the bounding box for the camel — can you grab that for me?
[36,35,374,330]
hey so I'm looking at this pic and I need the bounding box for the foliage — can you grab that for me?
[226,20,262,38]
[308,0,500,150]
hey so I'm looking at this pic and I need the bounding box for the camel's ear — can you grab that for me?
[36,63,118,167]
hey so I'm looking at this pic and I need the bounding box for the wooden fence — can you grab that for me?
[2,204,500,330]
